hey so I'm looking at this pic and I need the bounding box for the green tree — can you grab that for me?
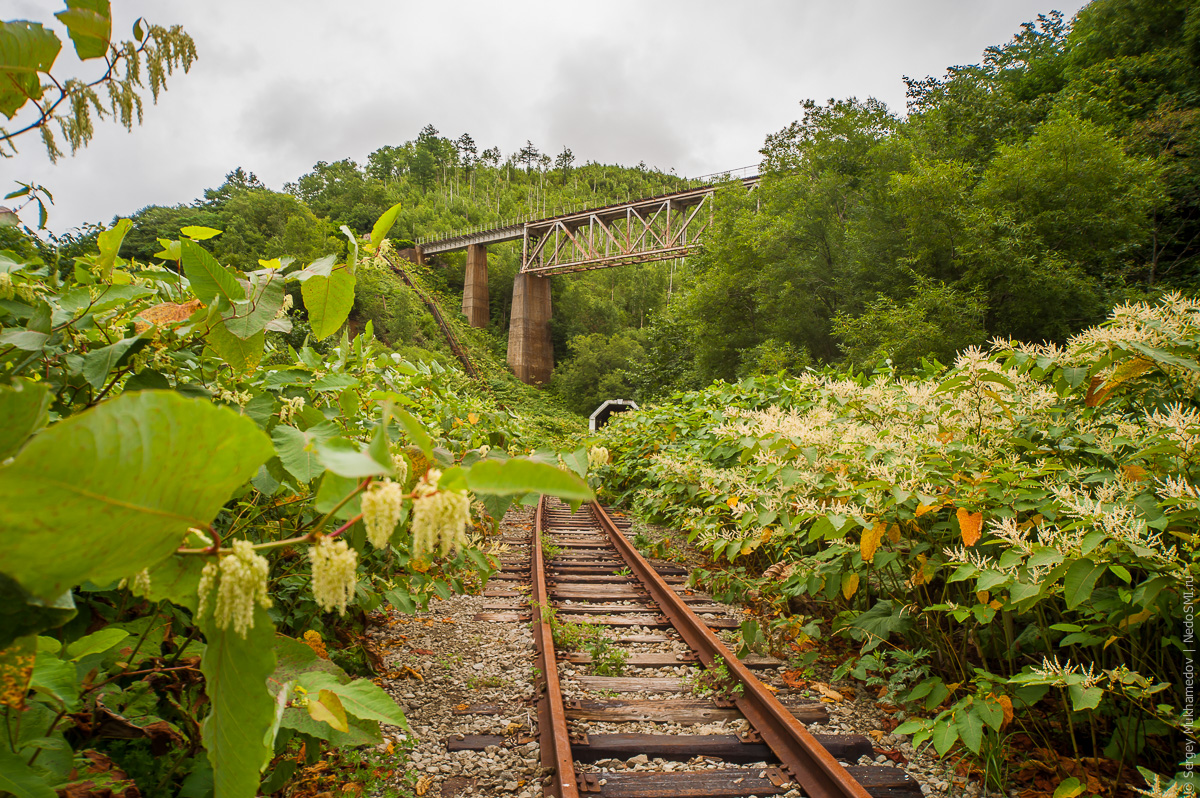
[831,278,987,370]
[550,331,646,415]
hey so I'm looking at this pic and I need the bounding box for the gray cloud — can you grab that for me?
[4,0,1090,232]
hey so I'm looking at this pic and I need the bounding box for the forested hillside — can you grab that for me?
[3,0,1199,795]
[23,0,1191,419]
[643,1,1200,395]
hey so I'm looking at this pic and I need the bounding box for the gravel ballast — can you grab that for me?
[361,505,1005,798]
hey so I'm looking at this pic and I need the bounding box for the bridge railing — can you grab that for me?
[413,164,763,248]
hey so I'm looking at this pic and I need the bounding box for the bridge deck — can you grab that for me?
[417,176,758,262]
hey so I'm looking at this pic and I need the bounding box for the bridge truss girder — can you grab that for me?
[520,190,715,276]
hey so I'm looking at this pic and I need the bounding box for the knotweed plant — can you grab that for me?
[599,293,1199,783]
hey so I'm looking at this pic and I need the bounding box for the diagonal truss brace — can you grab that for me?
[520,180,753,275]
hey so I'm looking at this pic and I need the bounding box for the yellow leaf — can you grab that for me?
[133,298,205,333]
[398,665,424,681]
[887,524,902,543]
[815,682,844,702]
[989,599,1003,610]
[911,554,927,586]
[761,527,772,544]
[1087,357,1155,407]
[727,496,739,508]
[307,689,349,733]
[1121,464,1150,483]
[0,637,35,710]
[994,694,1014,728]
[410,557,430,573]
[1118,608,1153,629]
[914,502,941,517]
[860,522,885,563]
[467,412,479,424]
[957,507,983,546]
[1103,635,1121,649]
[415,775,433,796]
[841,573,860,600]
[976,590,990,605]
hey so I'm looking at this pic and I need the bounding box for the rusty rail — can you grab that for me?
[589,501,872,798]
[384,255,480,379]
[533,497,579,798]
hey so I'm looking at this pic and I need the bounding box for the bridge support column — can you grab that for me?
[507,273,553,385]
[462,244,489,328]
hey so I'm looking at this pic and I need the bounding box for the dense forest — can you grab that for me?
[16,0,1193,418]
[3,0,1198,795]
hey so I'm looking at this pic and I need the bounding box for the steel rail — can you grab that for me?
[532,496,580,798]
[589,501,872,798]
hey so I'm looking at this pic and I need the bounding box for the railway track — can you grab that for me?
[463,498,923,798]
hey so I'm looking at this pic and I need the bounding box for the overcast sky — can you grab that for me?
[5,0,1090,233]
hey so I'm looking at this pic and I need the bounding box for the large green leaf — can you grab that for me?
[315,437,392,478]
[207,321,265,374]
[0,21,60,120]
[0,391,273,601]
[271,423,337,484]
[466,458,592,500]
[955,705,985,753]
[30,648,79,710]
[1063,558,1105,610]
[0,748,56,798]
[931,718,958,756]
[82,335,143,388]
[65,627,128,661]
[299,671,408,727]
[55,0,111,61]
[369,203,403,251]
[223,270,284,340]
[140,553,206,612]
[0,573,75,649]
[201,605,277,798]
[181,239,245,306]
[0,379,50,459]
[393,407,432,458]
[301,268,354,340]
[95,218,132,277]
[315,472,364,520]
[1069,683,1103,711]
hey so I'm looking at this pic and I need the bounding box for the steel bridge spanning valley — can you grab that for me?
[406,172,759,385]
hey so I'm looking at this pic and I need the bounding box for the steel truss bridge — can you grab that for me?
[415,173,759,275]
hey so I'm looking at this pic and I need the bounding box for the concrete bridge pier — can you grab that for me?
[506,273,553,385]
[462,244,489,328]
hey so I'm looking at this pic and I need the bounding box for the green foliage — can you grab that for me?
[832,278,986,370]
[0,4,196,161]
[550,330,645,414]
[691,661,744,699]
[0,202,593,796]
[600,293,1199,775]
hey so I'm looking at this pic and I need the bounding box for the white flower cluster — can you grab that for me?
[392,452,410,484]
[411,469,472,558]
[362,479,405,549]
[279,395,305,424]
[197,540,273,637]
[588,446,610,468]
[215,387,253,406]
[0,272,12,301]
[1030,655,1100,689]
[309,536,358,615]
[118,568,153,597]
